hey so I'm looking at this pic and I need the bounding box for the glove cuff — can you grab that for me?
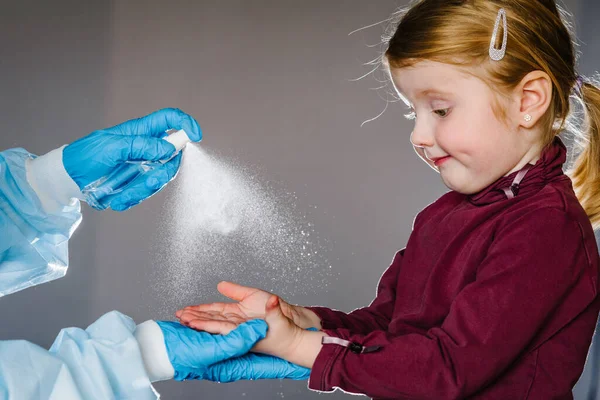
[26,145,83,214]
[135,320,175,382]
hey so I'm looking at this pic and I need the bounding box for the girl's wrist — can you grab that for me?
[283,329,326,368]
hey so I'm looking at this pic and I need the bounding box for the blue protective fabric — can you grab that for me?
[0,311,157,400]
[0,144,183,398]
[0,148,81,297]
[157,319,269,381]
[63,108,201,211]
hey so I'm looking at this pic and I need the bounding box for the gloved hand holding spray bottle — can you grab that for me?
[82,129,192,210]
[63,108,200,211]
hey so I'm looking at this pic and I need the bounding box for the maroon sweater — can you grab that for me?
[307,137,600,399]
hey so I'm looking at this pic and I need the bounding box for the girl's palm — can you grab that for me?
[176,281,296,334]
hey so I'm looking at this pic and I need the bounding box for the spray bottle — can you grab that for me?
[82,129,192,210]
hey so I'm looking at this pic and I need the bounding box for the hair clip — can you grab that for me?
[489,8,508,61]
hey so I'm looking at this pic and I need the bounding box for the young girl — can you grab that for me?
[176,0,600,398]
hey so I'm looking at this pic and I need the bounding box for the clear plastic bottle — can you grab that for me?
[81,129,191,210]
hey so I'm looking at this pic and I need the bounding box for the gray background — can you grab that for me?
[0,0,598,399]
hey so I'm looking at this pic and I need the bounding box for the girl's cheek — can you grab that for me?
[435,128,454,149]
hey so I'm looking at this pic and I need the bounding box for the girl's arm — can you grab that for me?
[263,208,597,398]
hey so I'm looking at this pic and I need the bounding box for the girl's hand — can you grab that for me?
[176,281,326,368]
[258,295,326,367]
[175,281,318,334]
[254,295,304,358]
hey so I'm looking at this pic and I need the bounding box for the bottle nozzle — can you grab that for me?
[164,129,191,152]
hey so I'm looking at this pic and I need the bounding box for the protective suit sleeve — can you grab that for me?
[0,311,160,400]
[0,147,82,297]
[26,145,83,214]
[135,320,176,382]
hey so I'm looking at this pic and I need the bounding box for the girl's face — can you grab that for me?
[391,61,539,195]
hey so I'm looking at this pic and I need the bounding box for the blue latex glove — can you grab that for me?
[202,327,316,382]
[63,108,201,211]
[203,352,311,382]
[156,319,268,381]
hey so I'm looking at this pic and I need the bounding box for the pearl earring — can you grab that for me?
[524,114,532,122]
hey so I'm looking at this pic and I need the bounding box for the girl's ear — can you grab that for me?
[515,70,553,128]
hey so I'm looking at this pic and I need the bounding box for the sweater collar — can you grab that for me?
[467,136,567,206]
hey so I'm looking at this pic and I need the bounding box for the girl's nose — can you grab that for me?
[410,125,434,148]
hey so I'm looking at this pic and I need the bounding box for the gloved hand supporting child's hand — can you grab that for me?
[156,319,267,381]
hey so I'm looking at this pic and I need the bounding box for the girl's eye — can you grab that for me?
[434,108,450,117]
[404,111,416,121]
